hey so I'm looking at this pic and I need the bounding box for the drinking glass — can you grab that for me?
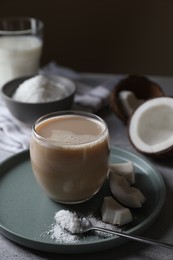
[0,17,44,87]
[30,111,110,204]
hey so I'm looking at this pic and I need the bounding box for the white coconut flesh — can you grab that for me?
[109,172,145,208]
[109,161,135,185]
[118,91,144,117]
[129,97,173,154]
[101,196,133,226]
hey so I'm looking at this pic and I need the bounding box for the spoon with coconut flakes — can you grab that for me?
[78,218,173,249]
[55,210,173,249]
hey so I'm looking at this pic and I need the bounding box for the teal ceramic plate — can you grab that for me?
[0,146,165,254]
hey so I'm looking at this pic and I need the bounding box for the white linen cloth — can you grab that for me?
[0,62,120,153]
[0,104,31,153]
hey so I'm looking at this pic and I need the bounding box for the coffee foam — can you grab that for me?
[48,130,104,145]
[35,115,107,149]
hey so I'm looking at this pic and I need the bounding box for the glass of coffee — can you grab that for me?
[30,111,110,204]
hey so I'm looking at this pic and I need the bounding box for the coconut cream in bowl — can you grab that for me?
[1,74,76,125]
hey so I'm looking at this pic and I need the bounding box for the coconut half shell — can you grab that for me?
[110,75,165,124]
[129,96,173,157]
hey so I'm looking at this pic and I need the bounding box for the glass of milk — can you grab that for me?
[0,17,44,87]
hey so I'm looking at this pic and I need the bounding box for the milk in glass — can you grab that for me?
[0,36,43,87]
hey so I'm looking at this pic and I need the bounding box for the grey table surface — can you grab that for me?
[1,73,173,260]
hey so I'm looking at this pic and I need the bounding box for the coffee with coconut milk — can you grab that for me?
[30,111,110,203]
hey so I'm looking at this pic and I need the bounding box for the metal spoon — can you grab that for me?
[72,217,173,249]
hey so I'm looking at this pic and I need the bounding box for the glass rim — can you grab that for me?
[0,16,44,35]
[32,110,109,147]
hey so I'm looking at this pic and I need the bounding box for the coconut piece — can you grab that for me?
[110,75,165,124]
[109,161,135,185]
[109,172,145,208]
[129,96,173,157]
[101,196,133,226]
[109,172,131,187]
[118,91,143,117]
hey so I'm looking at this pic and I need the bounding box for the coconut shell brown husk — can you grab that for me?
[110,75,165,124]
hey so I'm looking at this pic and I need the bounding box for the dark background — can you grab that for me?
[1,0,173,76]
